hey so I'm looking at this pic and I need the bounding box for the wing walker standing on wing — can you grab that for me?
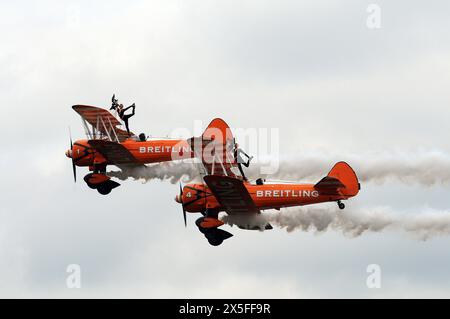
[110,94,136,135]
[66,94,196,195]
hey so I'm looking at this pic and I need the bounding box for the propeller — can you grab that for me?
[69,127,76,182]
[179,183,187,227]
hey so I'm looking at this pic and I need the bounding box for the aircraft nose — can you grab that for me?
[65,149,72,158]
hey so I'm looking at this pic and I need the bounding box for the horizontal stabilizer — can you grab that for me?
[314,176,344,192]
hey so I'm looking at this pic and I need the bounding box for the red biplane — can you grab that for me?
[66,104,199,195]
[175,119,361,246]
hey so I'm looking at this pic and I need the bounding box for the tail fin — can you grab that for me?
[314,161,360,197]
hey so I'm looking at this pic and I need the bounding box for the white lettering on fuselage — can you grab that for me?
[139,146,191,153]
[256,190,319,198]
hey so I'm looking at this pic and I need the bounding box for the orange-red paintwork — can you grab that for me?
[66,103,236,196]
[199,217,225,229]
[179,162,360,214]
[68,138,193,168]
[85,173,110,185]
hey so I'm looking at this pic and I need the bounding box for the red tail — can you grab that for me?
[314,161,360,197]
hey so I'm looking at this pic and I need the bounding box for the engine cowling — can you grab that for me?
[175,184,209,213]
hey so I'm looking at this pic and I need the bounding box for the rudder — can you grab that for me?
[327,161,360,196]
[314,161,360,197]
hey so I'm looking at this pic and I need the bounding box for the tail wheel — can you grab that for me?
[338,201,345,210]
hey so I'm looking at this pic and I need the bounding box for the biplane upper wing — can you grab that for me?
[87,140,143,168]
[72,105,133,142]
[204,175,260,215]
[188,118,241,179]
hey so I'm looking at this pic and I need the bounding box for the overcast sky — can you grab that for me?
[1,0,450,298]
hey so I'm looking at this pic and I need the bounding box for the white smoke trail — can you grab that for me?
[221,205,450,240]
[247,150,450,186]
[108,161,203,184]
[107,150,450,186]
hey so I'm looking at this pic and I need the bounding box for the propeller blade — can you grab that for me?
[180,183,187,227]
[72,159,77,182]
[69,126,76,182]
[69,126,73,148]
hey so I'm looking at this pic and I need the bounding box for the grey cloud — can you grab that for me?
[2,0,450,298]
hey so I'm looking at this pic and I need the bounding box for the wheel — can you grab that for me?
[195,217,209,234]
[84,173,96,188]
[195,217,205,228]
[196,217,208,233]
[206,236,223,246]
[97,184,112,195]
[205,230,224,246]
[87,182,97,189]
[338,202,345,210]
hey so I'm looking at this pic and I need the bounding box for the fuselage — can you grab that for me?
[179,182,349,213]
[66,138,193,167]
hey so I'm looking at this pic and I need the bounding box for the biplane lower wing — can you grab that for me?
[88,140,143,167]
[204,175,260,215]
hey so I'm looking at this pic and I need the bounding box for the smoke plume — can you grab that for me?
[221,205,450,240]
[107,150,450,187]
[247,150,450,186]
[108,161,202,184]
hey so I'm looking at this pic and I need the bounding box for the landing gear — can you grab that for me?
[86,182,97,189]
[83,173,120,195]
[195,218,208,234]
[205,232,224,246]
[338,200,345,210]
[97,183,112,195]
[195,216,233,246]
[204,229,233,246]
